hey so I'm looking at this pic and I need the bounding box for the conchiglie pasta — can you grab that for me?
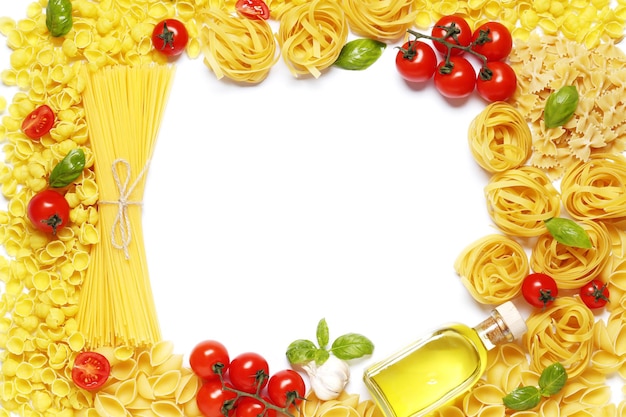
[484,166,560,237]
[454,234,529,304]
[530,220,611,289]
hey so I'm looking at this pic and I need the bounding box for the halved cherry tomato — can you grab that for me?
[71,351,111,391]
[521,273,558,308]
[433,56,476,98]
[471,21,512,62]
[395,40,438,83]
[152,19,189,57]
[27,189,70,235]
[22,104,55,140]
[476,61,517,102]
[431,15,473,56]
[579,279,610,309]
[236,0,270,20]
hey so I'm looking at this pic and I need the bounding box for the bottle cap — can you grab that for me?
[495,301,527,340]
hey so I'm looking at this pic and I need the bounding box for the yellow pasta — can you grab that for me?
[454,234,529,304]
[484,166,561,237]
[198,9,278,84]
[296,391,383,417]
[342,0,417,41]
[78,65,174,349]
[277,0,349,78]
[530,219,611,289]
[467,102,532,173]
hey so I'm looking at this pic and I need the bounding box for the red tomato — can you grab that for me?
[197,380,238,417]
[152,19,189,57]
[236,0,270,20]
[22,104,55,140]
[521,273,558,308]
[190,340,230,381]
[235,397,275,417]
[433,56,476,98]
[395,40,438,83]
[267,370,305,408]
[431,15,473,56]
[579,279,610,309]
[476,61,517,102]
[229,352,269,394]
[71,351,111,391]
[27,190,70,235]
[471,21,512,62]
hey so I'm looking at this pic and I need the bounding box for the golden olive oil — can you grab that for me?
[363,302,527,417]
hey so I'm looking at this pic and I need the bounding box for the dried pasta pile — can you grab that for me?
[0,1,625,417]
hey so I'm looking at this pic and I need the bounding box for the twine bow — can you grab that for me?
[99,158,150,260]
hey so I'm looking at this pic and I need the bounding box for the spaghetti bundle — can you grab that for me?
[78,65,175,348]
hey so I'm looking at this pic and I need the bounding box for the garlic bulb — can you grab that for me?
[302,355,351,400]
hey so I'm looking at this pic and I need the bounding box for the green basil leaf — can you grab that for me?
[503,386,542,411]
[314,348,330,365]
[544,217,592,249]
[49,148,86,188]
[316,318,329,348]
[46,0,73,37]
[334,39,386,71]
[538,362,567,396]
[285,339,317,365]
[544,85,578,128]
[330,333,374,360]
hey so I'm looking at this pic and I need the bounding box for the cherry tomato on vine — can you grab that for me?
[267,369,306,408]
[476,61,517,102]
[71,351,111,391]
[395,40,438,83]
[22,104,55,140]
[229,352,270,393]
[431,15,473,56]
[235,0,270,20]
[190,340,230,381]
[521,273,558,308]
[152,19,189,57]
[433,56,476,98]
[27,189,70,235]
[234,396,275,417]
[471,21,513,62]
[579,279,610,309]
[197,380,238,417]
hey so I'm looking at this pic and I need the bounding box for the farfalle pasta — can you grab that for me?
[467,102,532,173]
[530,219,611,289]
[277,0,348,78]
[454,234,529,304]
[484,166,560,237]
[341,0,416,41]
[561,153,626,221]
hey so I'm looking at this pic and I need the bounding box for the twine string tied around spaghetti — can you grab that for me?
[99,158,150,260]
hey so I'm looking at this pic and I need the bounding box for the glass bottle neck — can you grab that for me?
[473,310,515,351]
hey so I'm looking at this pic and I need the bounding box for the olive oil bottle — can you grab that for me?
[363,302,527,417]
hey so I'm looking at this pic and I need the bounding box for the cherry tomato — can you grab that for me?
[395,40,438,83]
[71,351,111,391]
[431,15,473,56]
[521,273,558,308]
[27,189,70,235]
[471,21,512,62]
[152,19,189,57]
[22,104,55,140]
[433,56,476,99]
[236,0,270,20]
[229,352,270,393]
[190,340,230,381]
[267,369,305,408]
[235,396,275,417]
[579,279,610,309]
[197,380,238,417]
[476,61,517,102]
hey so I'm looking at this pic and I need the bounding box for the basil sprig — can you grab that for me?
[46,0,73,37]
[544,217,592,249]
[286,318,374,365]
[49,148,86,188]
[544,85,578,128]
[503,362,567,411]
[334,39,386,71]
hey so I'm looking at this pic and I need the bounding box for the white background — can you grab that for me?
[0,0,620,406]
